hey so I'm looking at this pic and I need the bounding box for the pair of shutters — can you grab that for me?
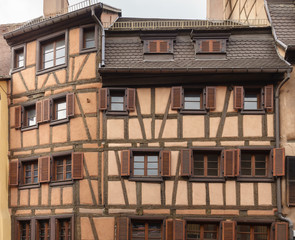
[171,86,216,110]
[14,93,75,129]
[98,88,135,111]
[120,150,171,177]
[199,40,223,53]
[144,40,172,53]
[233,85,273,110]
[180,148,285,177]
[9,152,83,186]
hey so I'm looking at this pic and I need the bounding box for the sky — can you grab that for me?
[0,0,207,24]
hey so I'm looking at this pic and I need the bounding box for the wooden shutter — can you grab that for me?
[274,222,288,240]
[55,219,60,240]
[201,40,210,52]
[99,88,108,110]
[171,86,183,110]
[234,149,240,176]
[159,41,169,53]
[36,100,43,123]
[173,219,185,240]
[39,156,50,183]
[149,41,157,53]
[166,219,173,240]
[126,88,136,111]
[15,105,22,129]
[43,99,51,122]
[224,150,235,177]
[264,85,273,110]
[161,151,171,177]
[181,149,192,176]
[9,160,18,186]
[121,150,130,176]
[273,148,285,176]
[206,86,216,109]
[222,221,236,240]
[66,93,75,117]
[72,152,84,179]
[116,217,129,240]
[287,157,295,206]
[212,40,222,52]
[234,86,244,110]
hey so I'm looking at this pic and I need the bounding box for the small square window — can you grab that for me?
[244,89,261,110]
[23,161,38,185]
[184,89,202,110]
[240,151,269,177]
[23,105,36,128]
[53,155,72,181]
[193,151,220,177]
[187,223,218,240]
[110,90,125,111]
[133,153,159,177]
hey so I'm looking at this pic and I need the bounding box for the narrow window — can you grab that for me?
[244,89,261,110]
[183,89,202,110]
[133,153,159,177]
[19,221,31,240]
[193,151,220,177]
[237,224,269,240]
[53,98,67,120]
[56,218,72,240]
[23,161,38,184]
[110,90,125,111]
[23,105,36,128]
[54,155,71,181]
[36,219,50,240]
[83,27,95,49]
[14,48,24,69]
[131,220,162,240]
[187,223,218,240]
[241,151,268,177]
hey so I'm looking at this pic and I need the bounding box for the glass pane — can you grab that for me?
[44,43,54,53]
[204,232,217,239]
[147,169,158,176]
[241,161,251,168]
[44,51,54,61]
[237,234,251,240]
[184,101,200,110]
[28,108,36,126]
[255,161,266,169]
[56,48,65,59]
[204,224,217,231]
[56,39,65,49]
[134,162,144,168]
[111,103,124,111]
[148,162,158,168]
[244,101,258,110]
[207,169,218,176]
[256,154,266,161]
[148,156,158,162]
[238,225,251,232]
[241,169,251,176]
[134,169,144,175]
[57,102,66,111]
[111,96,124,103]
[66,165,71,171]
[195,169,204,175]
[241,154,251,161]
[148,223,161,238]
[44,60,54,69]
[134,156,144,162]
[254,235,268,240]
[85,40,95,49]
[255,169,266,176]
[33,176,38,183]
[57,110,67,120]
[56,56,65,65]
[66,172,71,179]
[254,226,267,233]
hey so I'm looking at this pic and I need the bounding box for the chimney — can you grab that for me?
[207,0,224,20]
[43,0,69,17]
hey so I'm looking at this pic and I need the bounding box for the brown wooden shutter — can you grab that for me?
[274,222,288,240]
[126,88,136,111]
[149,41,158,53]
[72,152,84,179]
[121,150,130,176]
[15,106,22,129]
[264,85,274,110]
[9,160,18,186]
[222,221,236,240]
[174,219,185,240]
[116,217,129,240]
[36,100,43,123]
[234,86,244,110]
[171,86,183,110]
[99,88,108,110]
[161,151,171,177]
[212,40,222,52]
[206,86,216,109]
[38,156,50,183]
[181,149,192,176]
[224,150,235,177]
[55,219,60,240]
[159,41,169,53]
[234,149,240,176]
[201,40,210,52]
[287,157,295,206]
[273,148,285,176]
[43,99,51,122]
[66,93,75,117]
[166,219,173,240]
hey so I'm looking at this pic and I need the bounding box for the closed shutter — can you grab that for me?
[161,151,171,177]
[43,99,51,122]
[224,150,235,177]
[36,101,43,123]
[149,41,158,53]
[55,219,60,240]
[159,41,169,53]
[234,86,244,110]
[171,86,183,110]
[206,86,216,109]
[39,156,50,183]
[174,219,185,240]
[9,160,18,186]
[222,221,236,240]
[273,148,285,176]
[127,88,136,111]
[116,217,129,240]
[99,88,108,110]
[72,152,84,179]
[212,40,222,52]
[121,150,130,176]
[201,40,210,52]
[15,106,22,129]
[181,149,191,176]
[166,219,173,240]
[234,149,240,176]
[264,85,273,110]
[275,222,288,240]
[66,93,75,117]
[287,157,295,206]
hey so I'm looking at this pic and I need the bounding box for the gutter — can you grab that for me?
[275,69,293,240]
[91,5,105,67]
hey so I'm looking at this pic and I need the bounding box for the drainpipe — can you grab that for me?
[275,69,293,240]
[91,6,105,67]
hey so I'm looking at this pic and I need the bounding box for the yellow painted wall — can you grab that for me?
[0,80,10,240]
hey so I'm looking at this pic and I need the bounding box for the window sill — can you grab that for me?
[106,111,129,116]
[50,180,74,187]
[237,177,274,182]
[50,118,69,126]
[18,183,40,190]
[129,177,163,182]
[180,109,207,115]
[21,125,38,132]
[189,177,225,182]
[241,109,266,115]
[80,47,97,54]
[11,66,25,74]
[36,64,67,76]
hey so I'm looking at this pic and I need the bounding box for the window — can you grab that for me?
[237,224,269,240]
[53,155,72,181]
[23,161,38,185]
[53,97,67,121]
[18,220,31,240]
[36,219,50,240]
[187,223,218,240]
[240,151,268,177]
[56,218,72,240]
[244,88,262,110]
[23,105,36,128]
[12,45,25,71]
[286,157,295,206]
[143,40,173,54]
[193,151,220,177]
[184,89,202,110]
[80,25,96,52]
[131,220,163,240]
[196,40,225,53]
[110,89,125,111]
[133,152,159,177]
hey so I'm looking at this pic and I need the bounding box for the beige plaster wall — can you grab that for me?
[258,183,272,206]
[183,116,205,138]
[240,183,254,206]
[225,181,236,206]
[155,88,170,114]
[142,183,161,205]
[209,183,223,205]
[243,115,262,137]
[176,181,188,205]
[222,117,238,137]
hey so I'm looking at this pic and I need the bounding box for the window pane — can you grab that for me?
[254,226,267,233]
[44,60,54,69]
[56,48,65,58]
[134,162,144,168]
[148,162,158,168]
[134,169,144,175]
[56,39,65,49]
[85,40,95,49]
[204,232,217,239]
[237,234,251,240]
[44,43,54,53]
[238,225,251,232]
[134,156,144,162]
[148,156,158,162]
[194,153,204,176]
[184,101,200,110]
[55,56,65,65]
[111,103,124,111]
[57,110,67,120]
[148,223,161,238]
[147,169,158,176]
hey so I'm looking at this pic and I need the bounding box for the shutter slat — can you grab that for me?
[161,151,171,177]
[116,217,129,240]
[275,222,288,240]
[234,86,244,110]
[264,85,274,110]
[222,221,236,240]
[43,99,51,122]
[224,150,235,177]
[174,219,185,240]
[166,219,173,240]
[121,150,130,176]
[36,101,43,123]
[66,93,75,117]
[15,106,22,129]
[127,88,136,111]
[273,148,285,176]
[181,149,191,176]
[72,152,84,179]
[99,88,108,110]
[206,86,216,109]
[9,160,18,186]
[171,86,183,110]
[39,156,50,183]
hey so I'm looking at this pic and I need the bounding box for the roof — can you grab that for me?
[267,1,295,47]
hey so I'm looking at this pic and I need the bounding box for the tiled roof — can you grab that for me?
[267,2,295,46]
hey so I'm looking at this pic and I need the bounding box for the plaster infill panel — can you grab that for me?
[209,183,223,205]
[108,181,125,205]
[192,183,206,205]
[176,181,188,205]
[93,217,115,240]
[10,128,21,149]
[213,86,226,112]
[143,118,152,139]
[171,151,179,176]
[162,119,177,138]
[243,115,262,137]
[86,117,97,140]
[23,129,37,148]
[183,116,205,138]
[70,117,88,141]
[84,152,98,176]
[30,188,39,206]
[69,28,80,55]
[80,179,93,205]
[39,124,50,145]
[155,88,170,114]
[41,184,49,205]
[107,119,124,139]
[108,151,119,176]
[222,116,238,137]
[63,187,73,205]
[225,181,236,206]
[165,181,174,205]
[142,183,161,205]
[52,124,67,143]
[21,67,36,91]
[78,92,97,114]
[51,187,61,206]
[240,183,254,206]
[258,183,272,206]
[124,180,136,205]
[267,114,274,137]
[26,41,37,66]
[137,88,151,115]
[81,217,95,240]
[12,73,27,95]
[129,118,143,139]
[78,53,96,80]
[73,55,87,81]
[210,117,220,138]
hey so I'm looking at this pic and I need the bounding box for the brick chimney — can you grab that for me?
[43,0,69,17]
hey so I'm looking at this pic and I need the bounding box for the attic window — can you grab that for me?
[144,40,173,54]
[196,39,226,53]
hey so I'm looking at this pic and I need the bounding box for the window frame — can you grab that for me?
[15,218,32,240]
[21,102,38,131]
[51,152,73,185]
[55,216,73,240]
[12,44,26,72]
[35,217,51,240]
[130,218,164,240]
[181,87,206,114]
[50,93,69,126]
[242,87,265,114]
[108,88,127,114]
[237,223,270,240]
[36,30,68,75]
[79,24,98,53]
[186,221,219,240]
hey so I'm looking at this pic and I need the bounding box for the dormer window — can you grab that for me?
[144,40,173,54]
[196,39,226,54]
